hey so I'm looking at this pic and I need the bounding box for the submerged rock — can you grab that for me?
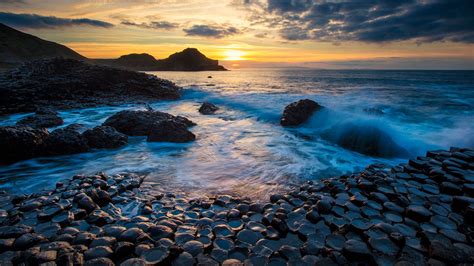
[83,126,128,149]
[280,99,322,126]
[103,109,195,136]
[199,102,219,115]
[16,109,63,128]
[321,123,409,158]
[0,125,49,163]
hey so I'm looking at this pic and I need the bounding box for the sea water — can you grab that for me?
[1,69,473,198]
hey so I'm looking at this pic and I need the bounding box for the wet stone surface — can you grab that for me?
[0,148,473,265]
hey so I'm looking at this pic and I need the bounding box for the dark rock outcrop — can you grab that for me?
[16,109,63,128]
[0,58,181,115]
[42,125,90,156]
[103,110,195,136]
[321,123,409,158]
[83,126,128,149]
[199,102,219,115]
[147,120,196,143]
[0,126,49,163]
[280,99,322,126]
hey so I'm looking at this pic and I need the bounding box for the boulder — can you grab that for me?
[83,126,128,149]
[41,125,89,156]
[16,109,63,128]
[0,125,49,163]
[103,110,195,136]
[321,123,409,158]
[280,99,322,126]
[199,102,219,115]
[147,120,196,143]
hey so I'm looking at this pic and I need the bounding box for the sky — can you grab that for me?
[0,0,473,69]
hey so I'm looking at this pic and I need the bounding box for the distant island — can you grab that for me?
[0,23,227,71]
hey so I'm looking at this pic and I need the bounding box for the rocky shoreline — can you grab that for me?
[0,148,473,265]
[0,58,181,116]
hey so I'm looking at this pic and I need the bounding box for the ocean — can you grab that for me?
[1,69,473,198]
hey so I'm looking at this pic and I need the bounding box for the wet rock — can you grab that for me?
[13,233,45,250]
[42,126,90,156]
[429,238,474,263]
[84,257,115,266]
[147,119,196,143]
[57,252,84,265]
[119,228,146,243]
[103,109,194,136]
[326,234,345,251]
[280,99,322,126]
[84,246,114,260]
[183,240,204,257]
[120,258,147,266]
[342,239,374,264]
[0,126,49,163]
[316,199,332,213]
[405,205,433,222]
[51,211,74,226]
[222,258,243,266]
[17,110,63,129]
[76,194,98,212]
[278,245,301,260]
[172,252,195,266]
[83,126,128,149]
[430,215,457,230]
[323,123,409,158]
[368,237,399,256]
[140,246,170,264]
[199,102,219,115]
[236,229,262,245]
[0,225,33,238]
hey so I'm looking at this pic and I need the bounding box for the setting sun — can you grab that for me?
[223,50,245,61]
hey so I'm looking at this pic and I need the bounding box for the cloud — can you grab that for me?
[183,24,242,38]
[239,0,474,43]
[0,12,113,29]
[121,20,179,30]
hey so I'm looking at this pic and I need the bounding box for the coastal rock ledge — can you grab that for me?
[0,147,473,265]
[0,58,181,115]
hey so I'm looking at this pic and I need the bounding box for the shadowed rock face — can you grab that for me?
[82,126,128,149]
[322,123,409,158]
[199,102,219,115]
[103,110,195,136]
[0,124,128,164]
[147,120,196,143]
[281,99,322,126]
[0,58,181,115]
[0,126,49,163]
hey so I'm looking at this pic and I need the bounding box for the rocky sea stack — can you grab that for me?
[0,58,181,115]
[0,148,473,265]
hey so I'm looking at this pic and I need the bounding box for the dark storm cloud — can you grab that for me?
[0,12,113,29]
[183,24,242,38]
[240,0,474,43]
[121,20,178,30]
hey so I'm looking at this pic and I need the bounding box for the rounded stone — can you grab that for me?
[140,247,170,264]
[236,229,262,245]
[182,240,204,257]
